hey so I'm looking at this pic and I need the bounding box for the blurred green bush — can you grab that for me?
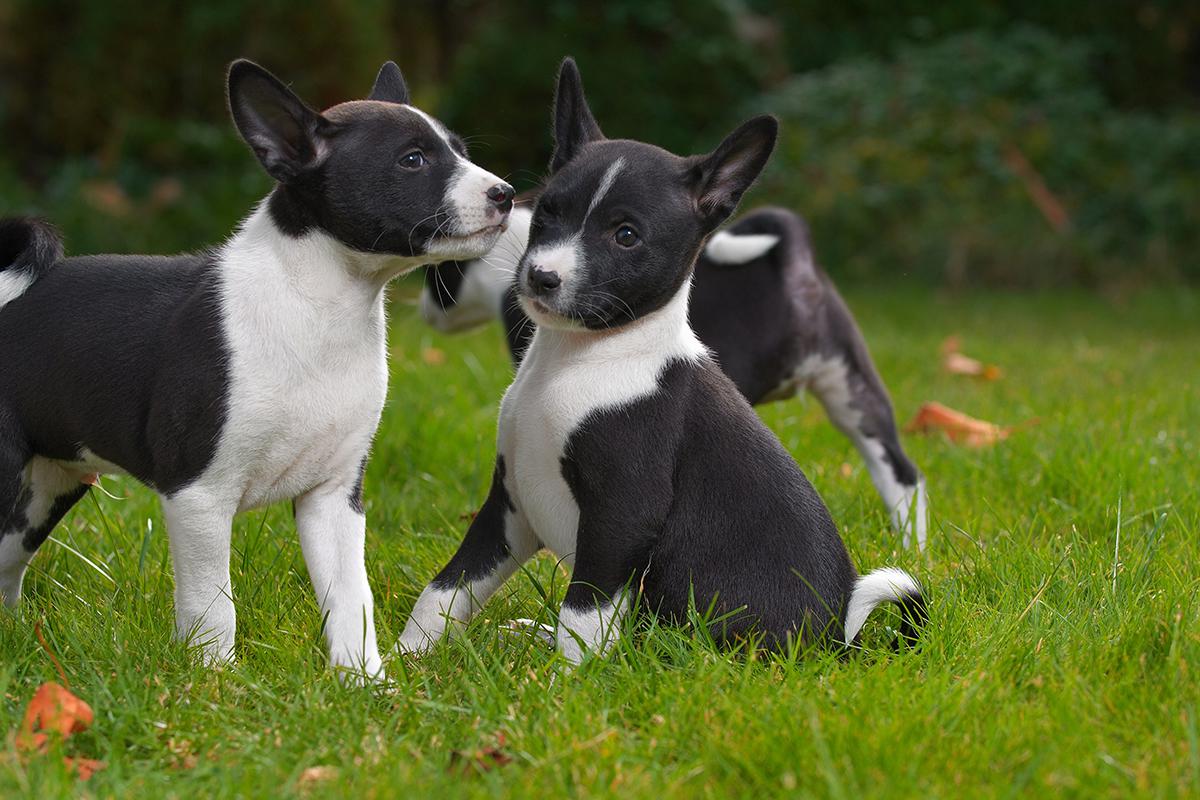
[0,2,1196,287]
[437,0,763,189]
[756,27,1200,287]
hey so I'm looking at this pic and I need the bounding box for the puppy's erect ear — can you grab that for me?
[227,59,330,183]
[368,61,410,104]
[688,116,779,229]
[550,57,604,173]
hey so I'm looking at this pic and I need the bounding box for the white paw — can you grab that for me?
[501,618,556,647]
[331,656,387,687]
[394,630,437,657]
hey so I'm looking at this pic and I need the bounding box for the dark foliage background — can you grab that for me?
[1,0,1197,287]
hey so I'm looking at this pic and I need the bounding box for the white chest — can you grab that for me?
[496,299,707,563]
[499,366,586,562]
[204,220,392,511]
[220,325,387,511]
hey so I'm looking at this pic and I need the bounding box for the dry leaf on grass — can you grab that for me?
[67,757,105,779]
[13,623,106,779]
[941,336,1003,380]
[449,733,513,775]
[299,765,341,785]
[904,401,1034,448]
[18,682,94,750]
[16,682,106,779]
[421,347,446,365]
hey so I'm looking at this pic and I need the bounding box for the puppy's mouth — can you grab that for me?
[438,221,507,242]
[424,220,507,260]
[517,294,587,331]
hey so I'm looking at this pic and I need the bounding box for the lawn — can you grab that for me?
[2,281,1197,798]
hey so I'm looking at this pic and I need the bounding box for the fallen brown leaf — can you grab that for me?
[66,757,105,780]
[299,765,340,784]
[941,336,1003,380]
[421,347,446,365]
[904,401,1034,448]
[18,682,94,751]
[449,733,513,775]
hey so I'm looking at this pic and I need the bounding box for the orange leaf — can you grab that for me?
[421,347,446,365]
[904,402,1032,448]
[65,757,106,780]
[940,336,1003,380]
[18,682,94,751]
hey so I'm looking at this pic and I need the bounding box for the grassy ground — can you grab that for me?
[2,282,1197,798]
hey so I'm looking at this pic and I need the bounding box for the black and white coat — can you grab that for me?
[0,61,514,681]
[400,59,924,662]
[422,205,928,549]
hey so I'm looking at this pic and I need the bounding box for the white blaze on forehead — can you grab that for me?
[404,105,509,250]
[584,157,626,223]
[523,157,627,285]
[404,105,458,153]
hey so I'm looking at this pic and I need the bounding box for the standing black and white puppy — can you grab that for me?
[0,60,514,680]
[399,59,924,662]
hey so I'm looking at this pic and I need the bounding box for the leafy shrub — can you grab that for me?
[755,27,1200,286]
[437,0,764,190]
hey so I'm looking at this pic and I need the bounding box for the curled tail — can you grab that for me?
[702,206,814,269]
[843,567,927,646]
[0,217,62,310]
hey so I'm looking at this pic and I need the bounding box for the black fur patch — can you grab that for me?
[430,456,517,589]
[348,454,369,515]
[0,253,231,493]
[560,358,858,647]
[262,104,467,255]
[424,261,468,310]
[22,485,89,551]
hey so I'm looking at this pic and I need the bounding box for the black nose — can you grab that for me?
[487,183,515,214]
[527,266,561,295]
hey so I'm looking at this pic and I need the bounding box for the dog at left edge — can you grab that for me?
[0,59,514,682]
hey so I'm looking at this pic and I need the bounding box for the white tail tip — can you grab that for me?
[843,567,923,643]
[704,231,780,265]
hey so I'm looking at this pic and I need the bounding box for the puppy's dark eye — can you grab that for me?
[615,225,640,248]
[399,151,426,169]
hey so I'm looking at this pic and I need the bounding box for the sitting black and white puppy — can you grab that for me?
[421,206,927,549]
[0,60,514,680]
[399,59,924,662]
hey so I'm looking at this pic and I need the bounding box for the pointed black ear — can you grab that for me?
[368,60,409,104]
[688,116,779,228]
[550,57,604,173]
[227,59,329,183]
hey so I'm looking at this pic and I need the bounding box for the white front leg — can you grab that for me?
[295,482,383,682]
[161,489,237,664]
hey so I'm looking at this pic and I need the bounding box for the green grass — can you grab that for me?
[2,282,1198,798]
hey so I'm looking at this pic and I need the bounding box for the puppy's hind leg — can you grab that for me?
[0,415,88,607]
[807,293,928,550]
[0,415,33,606]
[160,487,237,665]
